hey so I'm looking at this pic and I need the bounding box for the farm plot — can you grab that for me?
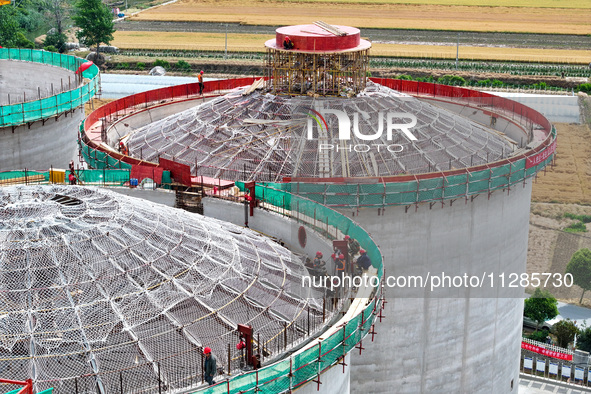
[130,0,591,35]
[531,123,591,205]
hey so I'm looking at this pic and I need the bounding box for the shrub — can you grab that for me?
[437,75,466,86]
[43,45,58,52]
[553,319,578,348]
[396,74,414,81]
[577,83,591,94]
[176,60,192,72]
[577,325,591,352]
[16,32,35,49]
[153,59,169,69]
[44,31,67,53]
[527,330,549,343]
[137,62,145,71]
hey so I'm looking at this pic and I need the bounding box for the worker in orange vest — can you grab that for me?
[198,70,204,94]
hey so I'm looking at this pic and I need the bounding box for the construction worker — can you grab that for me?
[198,70,204,94]
[68,170,77,185]
[312,251,327,277]
[356,249,372,271]
[283,36,294,50]
[119,141,128,156]
[345,235,360,257]
[204,347,217,385]
[335,253,346,272]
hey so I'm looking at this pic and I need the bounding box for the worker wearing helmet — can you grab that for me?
[312,251,327,276]
[345,235,361,257]
[335,253,346,272]
[204,346,217,385]
[283,36,294,50]
[198,70,205,94]
[356,249,372,271]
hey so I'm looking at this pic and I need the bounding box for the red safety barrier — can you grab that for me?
[159,158,192,186]
[130,164,164,184]
[82,77,555,186]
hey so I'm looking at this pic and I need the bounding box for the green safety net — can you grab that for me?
[0,49,99,127]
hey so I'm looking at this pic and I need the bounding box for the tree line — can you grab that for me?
[0,0,114,56]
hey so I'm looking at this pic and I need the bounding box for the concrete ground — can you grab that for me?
[520,374,591,393]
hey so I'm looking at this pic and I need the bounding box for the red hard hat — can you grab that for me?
[360,249,366,254]
[339,254,344,259]
[344,235,350,240]
[316,251,322,257]
[204,347,211,354]
[331,253,335,259]
[200,70,204,74]
[285,36,290,40]
[236,341,245,350]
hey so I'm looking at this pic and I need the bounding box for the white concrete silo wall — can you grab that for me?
[484,92,580,124]
[0,107,84,171]
[348,181,533,393]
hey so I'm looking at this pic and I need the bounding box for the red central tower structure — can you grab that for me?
[264,22,371,96]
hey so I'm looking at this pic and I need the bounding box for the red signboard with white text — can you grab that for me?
[521,341,572,361]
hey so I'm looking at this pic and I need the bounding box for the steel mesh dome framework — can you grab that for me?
[124,81,515,182]
[0,185,327,393]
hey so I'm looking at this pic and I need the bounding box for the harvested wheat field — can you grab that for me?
[531,123,591,205]
[131,0,591,35]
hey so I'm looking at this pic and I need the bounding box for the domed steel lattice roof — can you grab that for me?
[0,185,325,393]
[125,81,515,181]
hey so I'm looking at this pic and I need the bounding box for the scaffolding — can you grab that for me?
[265,48,370,96]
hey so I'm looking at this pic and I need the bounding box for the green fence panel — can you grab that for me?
[296,182,326,194]
[325,193,357,206]
[491,163,510,177]
[468,179,489,194]
[509,168,526,184]
[292,350,318,388]
[359,183,384,194]
[385,180,417,193]
[384,190,416,205]
[444,183,467,199]
[511,160,526,171]
[468,169,489,182]
[490,174,510,189]
[359,193,383,206]
[301,192,324,204]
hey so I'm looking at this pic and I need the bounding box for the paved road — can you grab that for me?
[556,301,591,329]
[114,21,591,50]
[520,375,591,393]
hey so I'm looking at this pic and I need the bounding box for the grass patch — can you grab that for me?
[564,222,587,233]
[564,213,591,223]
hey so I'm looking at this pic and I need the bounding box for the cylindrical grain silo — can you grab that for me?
[0,49,99,171]
[77,23,555,393]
